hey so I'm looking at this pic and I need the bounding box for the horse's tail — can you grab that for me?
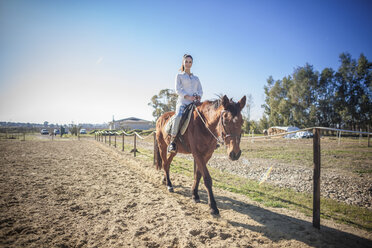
[154,134,162,170]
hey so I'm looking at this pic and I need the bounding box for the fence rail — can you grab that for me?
[94,130,155,157]
[246,126,372,140]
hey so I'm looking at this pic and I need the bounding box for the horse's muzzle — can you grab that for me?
[229,150,241,161]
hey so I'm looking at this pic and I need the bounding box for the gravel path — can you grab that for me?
[207,155,372,209]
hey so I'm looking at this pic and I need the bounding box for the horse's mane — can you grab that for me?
[203,95,223,110]
[202,96,239,116]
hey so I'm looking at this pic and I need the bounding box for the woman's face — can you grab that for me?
[183,57,193,70]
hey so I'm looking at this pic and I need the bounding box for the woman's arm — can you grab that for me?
[175,74,187,99]
[196,77,203,99]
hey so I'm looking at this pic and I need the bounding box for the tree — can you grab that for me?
[258,114,269,132]
[148,89,178,120]
[288,64,318,127]
[263,76,292,126]
[334,53,372,130]
[317,67,338,127]
[261,53,371,131]
[242,94,253,134]
[242,94,253,121]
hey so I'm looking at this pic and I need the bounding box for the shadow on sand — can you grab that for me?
[173,184,371,248]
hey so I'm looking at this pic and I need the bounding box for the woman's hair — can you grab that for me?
[179,54,193,72]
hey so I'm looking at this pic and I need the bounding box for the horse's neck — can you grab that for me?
[198,105,221,132]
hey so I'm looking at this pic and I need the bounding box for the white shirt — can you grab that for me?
[175,72,203,105]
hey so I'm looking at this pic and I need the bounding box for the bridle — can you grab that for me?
[219,110,242,143]
[194,106,241,146]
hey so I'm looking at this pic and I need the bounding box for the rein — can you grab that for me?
[194,105,241,145]
[194,105,224,145]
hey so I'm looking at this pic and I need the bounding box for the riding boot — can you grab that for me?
[168,136,177,153]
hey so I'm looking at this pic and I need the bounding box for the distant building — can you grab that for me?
[109,117,154,130]
[267,126,300,135]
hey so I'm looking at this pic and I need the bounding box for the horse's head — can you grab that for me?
[220,95,246,161]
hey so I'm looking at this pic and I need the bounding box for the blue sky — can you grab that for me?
[0,0,371,124]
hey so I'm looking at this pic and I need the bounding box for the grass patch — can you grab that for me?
[240,137,372,172]
[353,169,372,174]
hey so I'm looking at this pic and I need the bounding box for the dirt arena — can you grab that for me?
[1,139,371,247]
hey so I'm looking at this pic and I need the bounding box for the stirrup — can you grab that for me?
[168,142,177,153]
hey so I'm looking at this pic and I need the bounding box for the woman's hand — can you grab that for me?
[185,95,195,101]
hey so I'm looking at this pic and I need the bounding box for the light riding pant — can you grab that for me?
[170,103,187,137]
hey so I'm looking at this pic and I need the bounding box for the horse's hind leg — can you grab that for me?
[192,160,201,203]
[159,144,176,192]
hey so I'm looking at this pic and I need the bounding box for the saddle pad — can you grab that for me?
[164,106,194,135]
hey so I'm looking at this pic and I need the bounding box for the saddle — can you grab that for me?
[164,103,194,136]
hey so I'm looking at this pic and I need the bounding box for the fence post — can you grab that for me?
[313,128,321,229]
[109,133,111,146]
[134,134,137,157]
[368,125,371,147]
[153,132,156,165]
[122,133,125,151]
[23,132,25,141]
[338,131,341,146]
[359,128,362,145]
[114,133,116,148]
[105,133,107,144]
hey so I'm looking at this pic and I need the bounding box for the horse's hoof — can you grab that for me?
[167,186,174,192]
[210,208,220,216]
[193,198,200,203]
[161,178,166,185]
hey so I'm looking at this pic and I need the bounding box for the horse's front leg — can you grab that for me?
[192,160,202,203]
[164,153,176,192]
[194,155,219,215]
[202,167,219,215]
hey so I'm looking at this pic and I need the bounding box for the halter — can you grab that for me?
[194,106,241,145]
[218,110,242,144]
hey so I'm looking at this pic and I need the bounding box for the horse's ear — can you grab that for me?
[222,95,229,109]
[238,95,246,110]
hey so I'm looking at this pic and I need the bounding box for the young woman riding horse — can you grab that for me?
[155,54,246,215]
[168,54,203,153]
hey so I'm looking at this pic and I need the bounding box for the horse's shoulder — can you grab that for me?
[156,112,175,128]
[158,111,174,121]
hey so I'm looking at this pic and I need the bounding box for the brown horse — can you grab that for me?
[155,95,246,215]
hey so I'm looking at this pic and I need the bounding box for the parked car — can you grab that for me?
[80,128,87,134]
[53,129,60,135]
[295,131,313,139]
[40,129,49,135]
[62,128,69,134]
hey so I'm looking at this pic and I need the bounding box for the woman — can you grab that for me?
[168,54,203,153]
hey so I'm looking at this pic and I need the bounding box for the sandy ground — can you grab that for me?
[0,139,371,248]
